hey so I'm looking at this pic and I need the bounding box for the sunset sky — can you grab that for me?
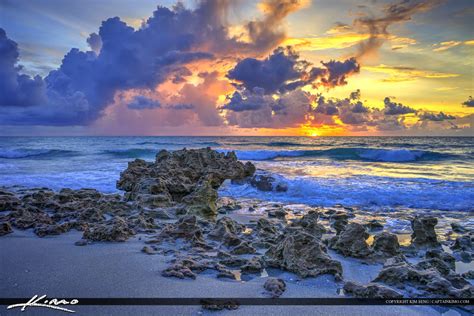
[0,0,473,136]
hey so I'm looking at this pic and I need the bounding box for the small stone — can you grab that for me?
[264,278,286,298]
[0,222,13,236]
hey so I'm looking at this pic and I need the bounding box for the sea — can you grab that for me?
[0,136,473,213]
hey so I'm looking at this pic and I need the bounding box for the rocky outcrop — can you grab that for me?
[330,212,349,235]
[373,259,473,298]
[373,232,400,257]
[117,148,255,217]
[82,217,134,242]
[330,223,372,258]
[249,173,288,192]
[159,215,206,247]
[265,229,342,278]
[208,216,244,247]
[0,222,13,236]
[410,216,439,247]
[343,281,403,298]
[290,210,326,238]
[264,278,286,298]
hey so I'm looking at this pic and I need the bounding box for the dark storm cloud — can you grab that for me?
[462,96,474,107]
[227,47,360,94]
[127,96,161,110]
[354,0,443,59]
[86,33,102,54]
[0,29,47,107]
[0,0,305,126]
[383,97,417,115]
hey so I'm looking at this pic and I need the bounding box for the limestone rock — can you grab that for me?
[264,278,286,298]
[0,221,13,236]
[331,223,373,258]
[343,281,403,298]
[265,229,342,278]
[373,232,400,257]
[117,148,255,217]
[82,217,134,242]
[411,216,439,247]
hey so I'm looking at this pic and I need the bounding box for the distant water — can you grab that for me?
[0,136,473,212]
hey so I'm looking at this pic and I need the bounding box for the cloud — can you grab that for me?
[383,97,417,115]
[433,40,474,52]
[364,64,459,82]
[418,111,455,121]
[432,41,462,52]
[462,96,474,107]
[227,47,360,94]
[0,29,47,107]
[127,96,161,110]
[86,33,102,54]
[353,0,443,60]
[0,0,306,126]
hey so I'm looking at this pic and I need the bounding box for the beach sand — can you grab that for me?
[0,229,455,316]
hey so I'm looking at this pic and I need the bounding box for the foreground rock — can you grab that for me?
[265,229,342,279]
[117,148,255,217]
[343,281,403,298]
[264,278,286,298]
[330,223,372,258]
[411,216,439,247]
[373,258,473,298]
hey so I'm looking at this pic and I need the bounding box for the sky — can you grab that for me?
[0,0,473,136]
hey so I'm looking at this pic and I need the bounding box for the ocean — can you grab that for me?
[0,136,473,213]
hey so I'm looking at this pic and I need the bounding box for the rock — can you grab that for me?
[83,217,134,242]
[117,148,255,217]
[250,174,274,191]
[241,256,264,273]
[452,235,472,252]
[217,270,237,280]
[0,222,13,236]
[0,190,21,211]
[451,222,466,234]
[411,216,439,247]
[256,218,279,240]
[290,210,326,238]
[141,246,157,255]
[74,239,88,246]
[34,222,72,237]
[159,215,205,243]
[208,217,243,247]
[331,223,373,258]
[462,270,474,279]
[8,208,54,229]
[220,256,248,268]
[267,208,287,219]
[330,212,349,235]
[373,232,400,257]
[264,278,286,298]
[162,264,196,279]
[373,260,473,298]
[201,299,239,311]
[343,281,403,298]
[275,183,288,192]
[265,230,342,278]
[366,219,384,231]
[231,241,256,255]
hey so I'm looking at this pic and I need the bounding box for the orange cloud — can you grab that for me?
[364,64,460,82]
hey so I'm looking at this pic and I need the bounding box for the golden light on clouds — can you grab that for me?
[364,64,460,82]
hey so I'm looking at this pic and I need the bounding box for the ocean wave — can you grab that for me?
[0,149,78,159]
[230,147,457,162]
[220,174,474,212]
[102,148,157,158]
[136,141,221,147]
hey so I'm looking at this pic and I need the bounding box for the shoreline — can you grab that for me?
[0,148,473,315]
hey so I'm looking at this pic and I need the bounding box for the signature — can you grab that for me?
[7,295,78,313]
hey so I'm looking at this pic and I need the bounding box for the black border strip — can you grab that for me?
[0,298,472,306]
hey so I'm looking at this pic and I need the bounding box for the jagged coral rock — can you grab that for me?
[117,148,255,217]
